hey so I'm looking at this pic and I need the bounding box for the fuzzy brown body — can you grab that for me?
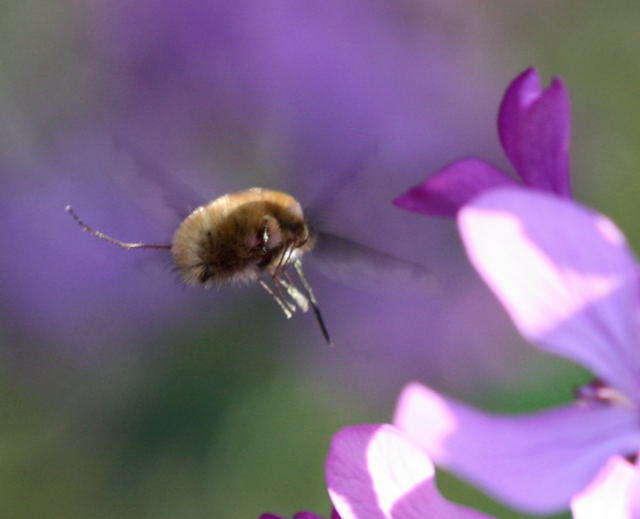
[171,188,314,287]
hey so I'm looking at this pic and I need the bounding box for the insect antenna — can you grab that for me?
[65,205,172,250]
[293,259,333,347]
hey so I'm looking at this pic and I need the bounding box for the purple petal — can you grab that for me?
[326,424,494,519]
[498,68,571,196]
[394,383,640,515]
[459,187,640,400]
[393,158,516,218]
[571,456,640,519]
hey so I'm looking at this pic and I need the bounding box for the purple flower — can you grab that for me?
[89,0,496,173]
[264,424,494,519]
[394,68,572,218]
[571,455,640,519]
[394,187,640,514]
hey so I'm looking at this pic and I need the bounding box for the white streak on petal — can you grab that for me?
[459,188,640,399]
[571,456,639,519]
[366,425,435,516]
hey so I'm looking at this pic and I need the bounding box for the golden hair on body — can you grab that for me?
[172,188,313,286]
[66,188,331,345]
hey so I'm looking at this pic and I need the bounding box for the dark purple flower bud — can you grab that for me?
[395,68,573,218]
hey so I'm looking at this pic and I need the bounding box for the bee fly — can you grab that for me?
[66,187,332,345]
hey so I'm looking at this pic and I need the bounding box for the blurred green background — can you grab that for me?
[1,1,639,518]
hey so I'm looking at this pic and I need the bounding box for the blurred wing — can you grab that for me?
[301,143,380,223]
[111,134,207,219]
[308,231,437,295]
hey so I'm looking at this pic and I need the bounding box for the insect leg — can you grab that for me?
[273,242,291,277]
[259,216,293,310]
[271,243,298,311]
[293,259,333,346]
[257,279,293,319]
[277,273,309,312]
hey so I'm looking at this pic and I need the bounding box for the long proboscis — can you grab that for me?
[293,259,333,347]
[65,205,172,250]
